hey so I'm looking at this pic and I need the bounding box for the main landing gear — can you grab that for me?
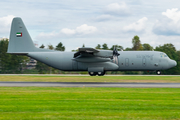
[89,72,105,76]
[156,70,161,75]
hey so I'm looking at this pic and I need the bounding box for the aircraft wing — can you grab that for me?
[73,47,114,61]
[74,47,99,58]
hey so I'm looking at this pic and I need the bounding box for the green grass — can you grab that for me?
[0,87,180,120]
[0,76,180,82]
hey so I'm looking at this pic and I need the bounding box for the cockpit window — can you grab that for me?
[164,54,168,57]
[160,53,168,57]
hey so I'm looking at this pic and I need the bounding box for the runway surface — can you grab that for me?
[0,82,180,88]
[0,74,180,76]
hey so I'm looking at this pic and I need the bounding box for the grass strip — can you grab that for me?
[0,76,180,83]
[0,87,180,119]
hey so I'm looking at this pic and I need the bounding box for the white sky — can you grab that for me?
[0,0,180,51]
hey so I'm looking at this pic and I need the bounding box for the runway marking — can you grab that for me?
[0,82,180,88]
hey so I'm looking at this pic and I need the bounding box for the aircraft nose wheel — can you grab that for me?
[156,70,161,75]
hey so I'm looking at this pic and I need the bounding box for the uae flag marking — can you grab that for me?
[16,32,22,37]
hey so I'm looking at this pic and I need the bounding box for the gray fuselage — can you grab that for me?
[27,51,177,72]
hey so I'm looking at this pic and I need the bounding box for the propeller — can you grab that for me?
[113,47,120,56]
[113,46,120,65]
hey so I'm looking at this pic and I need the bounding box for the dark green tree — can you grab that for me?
[48,44,54,50]
[39,44,45,48]
[176,50,180,75]
[177,51,180,62]
[132,35,143,50]
[55,42,65,51]
[72,49,78,52]
[110,45,123,51]
[143,43,153,51]
[102,43,109,50]
[124,47,132,51]
[95,44,101,49]
[0,39,28,73]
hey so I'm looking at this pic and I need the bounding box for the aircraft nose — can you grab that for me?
[169,60,177,68]
[174,60,177,66]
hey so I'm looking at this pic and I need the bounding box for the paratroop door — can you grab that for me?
[125,58,129,66]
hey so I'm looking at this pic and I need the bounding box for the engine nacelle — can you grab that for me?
[94,50,113,58]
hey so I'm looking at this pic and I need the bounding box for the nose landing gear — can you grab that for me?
[156,70,161,75]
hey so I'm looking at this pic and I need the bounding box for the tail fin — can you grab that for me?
[7,17,36,53]
[7,17,50,54]
[8,17,51,54]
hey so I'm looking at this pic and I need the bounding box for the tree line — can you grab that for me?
[0,35,180,74]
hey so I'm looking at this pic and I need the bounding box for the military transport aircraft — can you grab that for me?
[7,17,177,76]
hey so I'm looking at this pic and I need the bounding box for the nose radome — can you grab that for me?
[169,60,177,68]
[174,60,177,66]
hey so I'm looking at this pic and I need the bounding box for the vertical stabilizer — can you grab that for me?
[7,17,36,53]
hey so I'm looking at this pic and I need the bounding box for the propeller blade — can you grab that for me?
[113,47,115,55]
[113,46,120,56]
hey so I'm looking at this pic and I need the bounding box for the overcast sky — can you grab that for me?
[0,0,180,51]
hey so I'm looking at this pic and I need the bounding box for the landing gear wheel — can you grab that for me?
[97,71,105,76]
[156,70,161,75]
[89,72,97,76]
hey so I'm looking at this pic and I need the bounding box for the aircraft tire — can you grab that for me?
[89,72,97,76]
[97,71,105,76]
[156,70,161,75]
